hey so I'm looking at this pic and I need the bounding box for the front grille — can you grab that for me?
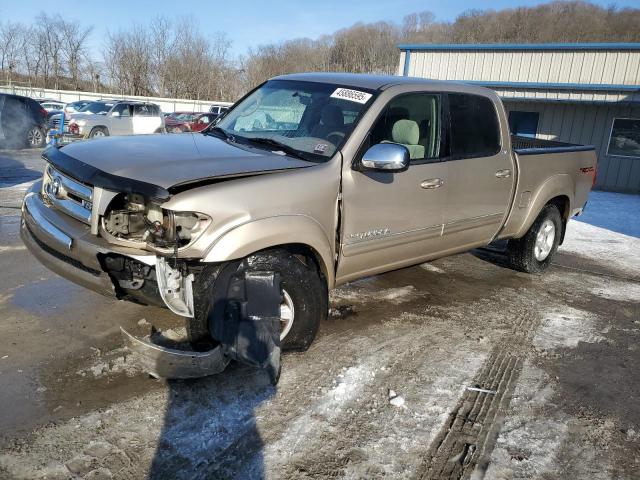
[50,117,70,131]
[42,165,93,224]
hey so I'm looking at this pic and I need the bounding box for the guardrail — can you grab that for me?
[0,85,233,113]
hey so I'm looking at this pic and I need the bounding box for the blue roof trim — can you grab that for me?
[460,80,640,92]
[398,43,640,52]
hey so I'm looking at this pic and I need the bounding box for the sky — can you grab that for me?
[2,0,639,58]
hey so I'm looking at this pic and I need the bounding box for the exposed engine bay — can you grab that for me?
[101,193,210,253]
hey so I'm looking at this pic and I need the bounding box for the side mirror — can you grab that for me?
[111,111,120,117]
[360,143,410,172]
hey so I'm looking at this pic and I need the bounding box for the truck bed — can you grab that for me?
[498,135,598,240]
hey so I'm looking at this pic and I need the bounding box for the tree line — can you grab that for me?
[1,1,639,102]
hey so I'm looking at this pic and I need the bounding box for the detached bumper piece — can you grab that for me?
[121,327,230,379]
[121,271,283,384]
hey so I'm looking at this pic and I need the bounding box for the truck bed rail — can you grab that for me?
[511,135,595,155]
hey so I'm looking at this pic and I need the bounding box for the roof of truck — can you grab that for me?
[274,72,463,91]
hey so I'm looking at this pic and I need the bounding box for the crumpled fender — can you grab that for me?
[202,214,336,288]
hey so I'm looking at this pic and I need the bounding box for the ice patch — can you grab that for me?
[562,221,640,278]
[420,263,445,274]
[330,285,417,305]
[0,244,27,253]
[534,307,604,350]
[589,280,640,303]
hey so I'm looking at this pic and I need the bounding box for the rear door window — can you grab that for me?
[133,104,158,117]
[447,93,500,159]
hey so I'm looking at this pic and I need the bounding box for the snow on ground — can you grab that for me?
[330,283,417,305]
[576,190,640,238]
[533,307,605,350]
[561,220,640,278]
[484,361,613,480]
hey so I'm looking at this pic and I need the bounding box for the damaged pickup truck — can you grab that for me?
[21,73,597,382]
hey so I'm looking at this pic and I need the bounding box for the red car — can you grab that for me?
[165,112,216,133]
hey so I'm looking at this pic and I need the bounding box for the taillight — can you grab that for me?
[592,165,597,187]
[40,107,48,119]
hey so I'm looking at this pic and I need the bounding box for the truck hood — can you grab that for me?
[47,133,315,198]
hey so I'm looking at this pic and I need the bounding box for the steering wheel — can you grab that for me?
[326,131,345,145]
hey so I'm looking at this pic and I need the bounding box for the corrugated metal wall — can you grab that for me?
[504,101,640,193]
[403,49,640,86]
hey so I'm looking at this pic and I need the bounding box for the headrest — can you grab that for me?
[392,119,420,145]
[321,105,344,127]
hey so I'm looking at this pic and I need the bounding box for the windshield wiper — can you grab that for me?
[245,137,307,161]
[205,126,235,143]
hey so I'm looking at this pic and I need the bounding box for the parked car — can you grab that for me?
[66,101,165,138]
[20,73,597,380]
[50,100,115,132]
[166,112,216,133]
[36,99,66,112]
[0,93,48,148]
[209,105,229,116]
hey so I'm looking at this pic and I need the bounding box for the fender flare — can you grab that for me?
[512,174,574,239]
[202,215,335,287]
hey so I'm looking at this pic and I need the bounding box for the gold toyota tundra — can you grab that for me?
[21,73,597,379]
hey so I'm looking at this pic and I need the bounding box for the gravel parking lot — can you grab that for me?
[0,148,639,479]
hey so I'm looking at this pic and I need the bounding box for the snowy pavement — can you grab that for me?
[0,149,638,479]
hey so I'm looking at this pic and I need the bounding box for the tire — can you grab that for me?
[26,126,45,148]
[507,204,562,273]
[188,249,327,351]
[89,126,109,138]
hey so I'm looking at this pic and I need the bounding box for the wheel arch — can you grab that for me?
[90,125,109,135]
[510,175,574,240]
[202,215,335,288]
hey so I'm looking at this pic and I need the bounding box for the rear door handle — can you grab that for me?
[421,178,444,189]
[495,169,511,178]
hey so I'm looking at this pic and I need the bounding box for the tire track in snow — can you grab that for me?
[417,310,540,480]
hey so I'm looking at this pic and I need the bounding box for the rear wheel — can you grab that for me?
[188,249,327,351]
[26,126,45,148]
[507,204,562,273]
[89,126,109,138]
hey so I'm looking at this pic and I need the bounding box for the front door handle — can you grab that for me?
[421,178,444,189]
[495,169,511,178]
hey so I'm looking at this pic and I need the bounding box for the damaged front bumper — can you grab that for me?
[121,328,230,379]
[21,184,167,305]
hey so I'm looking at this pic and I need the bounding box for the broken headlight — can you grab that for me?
[102,193,211,253]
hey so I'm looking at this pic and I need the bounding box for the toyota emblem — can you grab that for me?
[50,177,61,197]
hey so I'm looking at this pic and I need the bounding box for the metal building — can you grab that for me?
[397,43,640,193]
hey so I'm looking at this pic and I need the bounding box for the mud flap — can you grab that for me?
[220,271,282,385]
[121,271,282,384]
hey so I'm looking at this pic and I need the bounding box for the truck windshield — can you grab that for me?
[213,79,376,161]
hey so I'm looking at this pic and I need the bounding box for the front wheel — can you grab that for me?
[507,204,562,273]
[189,249,328,351]
[89,126,109,138]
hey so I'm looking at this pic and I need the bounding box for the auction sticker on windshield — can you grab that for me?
[330,88,372,104]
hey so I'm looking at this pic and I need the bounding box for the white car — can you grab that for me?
[68,101,165,138]
[37,99,65,112]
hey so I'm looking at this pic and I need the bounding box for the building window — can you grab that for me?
[607,118,640,158]
[508,111,539,138]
